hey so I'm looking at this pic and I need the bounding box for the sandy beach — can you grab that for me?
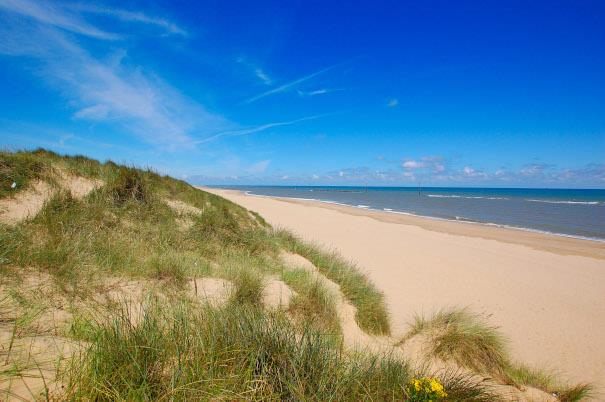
[203,187,605,392]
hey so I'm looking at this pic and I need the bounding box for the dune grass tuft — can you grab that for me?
[406,308,509,382]
[505,364,593,402]
[146,252,187,285]
[108,167,149,204]
[226,265,265,306]
[281,268,341,334]
[276,229,390,336]
[0,149,49,198]
[405,308,593,399]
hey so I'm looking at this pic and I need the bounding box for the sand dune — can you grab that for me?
[203,187,605,393]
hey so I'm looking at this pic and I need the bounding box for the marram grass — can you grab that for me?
[404,307,593,401]
[63,300,496,401]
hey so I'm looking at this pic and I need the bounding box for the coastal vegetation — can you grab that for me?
[402,308,593,401]
[0,149,592,401]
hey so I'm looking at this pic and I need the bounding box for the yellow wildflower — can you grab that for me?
[413,379,421,391]
[407,377,448,400]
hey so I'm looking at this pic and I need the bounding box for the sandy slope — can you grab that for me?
[202,187,605,392]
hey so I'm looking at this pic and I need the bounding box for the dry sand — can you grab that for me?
[202,187,605,392]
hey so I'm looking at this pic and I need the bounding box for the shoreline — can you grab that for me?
[211,187,605,260]
[241,190,605,243]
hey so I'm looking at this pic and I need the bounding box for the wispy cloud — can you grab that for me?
[243,62,342,104]
[196,114,326,145]
[246,159,271,174]
[0,0,231,149]
[74,5,188,37]
[235,57,272,85]
[297,88,344,97]
[387,98,399,107]
[0,0,120,39]
[254,68,272,85]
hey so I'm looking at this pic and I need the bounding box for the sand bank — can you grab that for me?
[202,187,605,391]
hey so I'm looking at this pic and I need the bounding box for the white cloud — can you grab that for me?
[387,98,398,107]
[402,160,425,169]
[463,166,475,175]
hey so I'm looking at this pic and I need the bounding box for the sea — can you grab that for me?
[216,186,605,242]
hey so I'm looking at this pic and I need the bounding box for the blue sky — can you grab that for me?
[0,0,603,188]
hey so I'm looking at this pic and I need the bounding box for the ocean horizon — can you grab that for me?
[212,185,605,241]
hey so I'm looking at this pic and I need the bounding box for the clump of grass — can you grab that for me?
[62,154,102,178]
[282,268,340,334]
[107,167,148,204]
[434,369,498,401]
[404,308,509,382]
[190,205,277,257]
[64,300,494,401]
[68,313,98,342]
[556,384,594,402]
[226,266,265,306]
[0,149,49,198]
[249,209,269,227]
[505,364,593,402]
[404,308,593,400]
[145,252,187,285]
[276,230,390,335]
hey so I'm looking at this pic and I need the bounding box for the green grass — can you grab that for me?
[226,264,265,306]
[0,149,50,198]
[276,230,390,336]
[63,300,494,401]
[107,166,150,205]
[505,364,593,402]
[281,268,341,335]
[405,308,509,382]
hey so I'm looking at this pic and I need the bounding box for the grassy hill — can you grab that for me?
[0,149,592,401]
